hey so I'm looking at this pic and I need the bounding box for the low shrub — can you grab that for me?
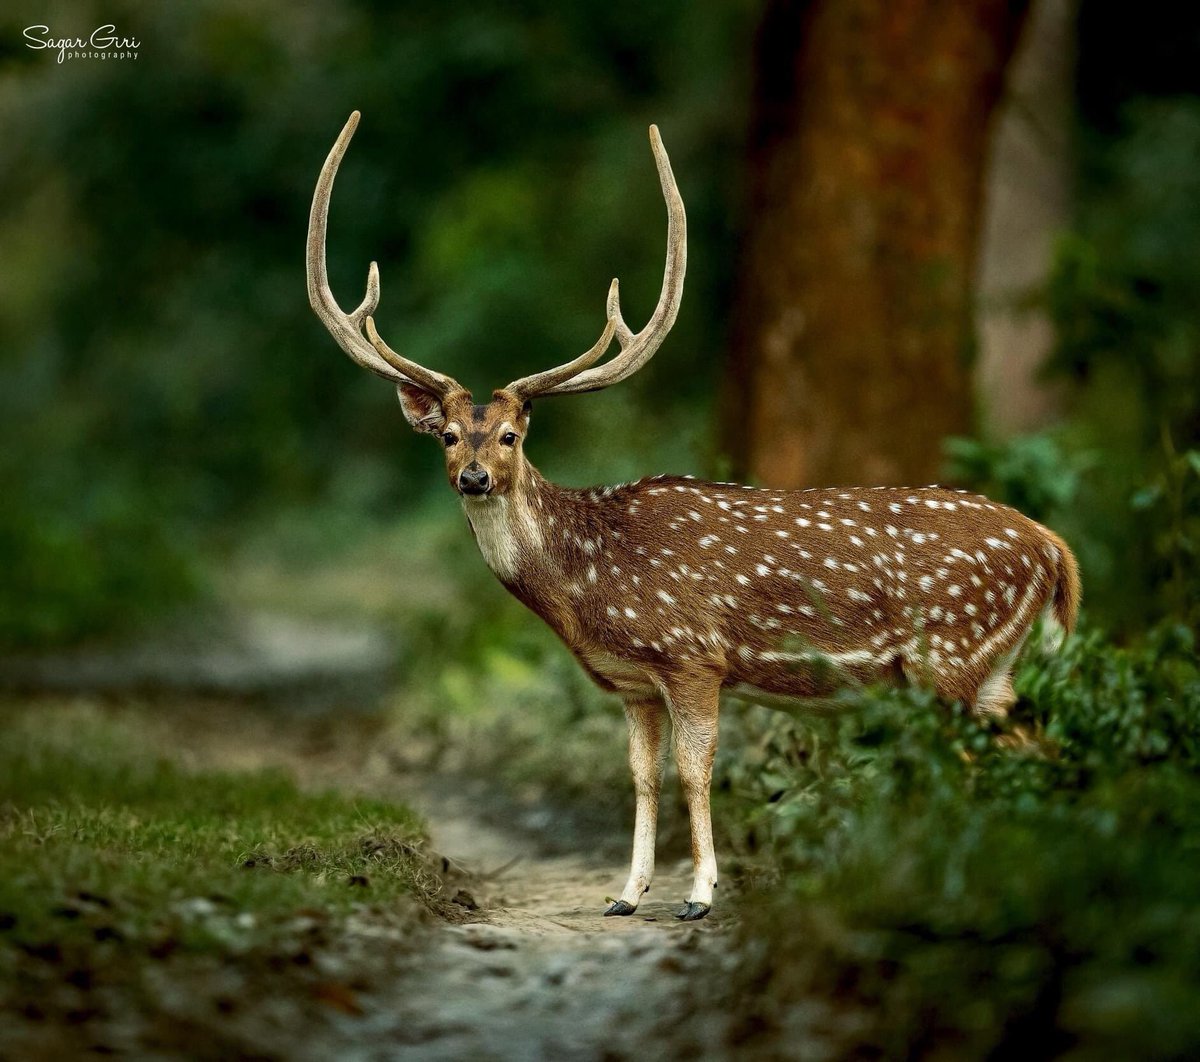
[724,627,1200,1058]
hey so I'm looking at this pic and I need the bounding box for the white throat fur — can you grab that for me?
[462,494,544,581]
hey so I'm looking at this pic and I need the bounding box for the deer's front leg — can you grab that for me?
[606,694,669,916]
[663,674,721,921]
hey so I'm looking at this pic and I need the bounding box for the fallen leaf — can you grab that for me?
[312,982,364,1016]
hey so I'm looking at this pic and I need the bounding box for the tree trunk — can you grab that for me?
[724,0,1031,488]
[976,0,1075,437]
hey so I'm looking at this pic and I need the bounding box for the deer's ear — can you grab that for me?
[397,384,446,435]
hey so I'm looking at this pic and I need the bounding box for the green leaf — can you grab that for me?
[1131,484,1163,510]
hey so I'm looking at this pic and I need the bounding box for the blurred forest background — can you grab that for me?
[3,2,1200,1056]
[0,0,1197,647]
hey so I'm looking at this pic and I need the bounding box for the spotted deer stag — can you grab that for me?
[307,112,1081,921]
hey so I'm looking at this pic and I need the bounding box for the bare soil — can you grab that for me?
[352,784,736,1062]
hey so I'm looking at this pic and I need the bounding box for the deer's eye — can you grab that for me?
[500,432,518,447]
[442,432,459,447]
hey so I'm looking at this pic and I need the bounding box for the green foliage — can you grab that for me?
[726,629,1200,1057]
[943,433,1090,523]
[389,557,635,845]
[0,470,199,648]
[0,701,433,961]
[942,423,1199,635]
[1029,97,1200,633]
[1047,101,1200,440]
[0,1,754,649]
[1033,625,1200,765]
[1128,440,1200,628]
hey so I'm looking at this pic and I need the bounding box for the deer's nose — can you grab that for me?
[458,464,491,495]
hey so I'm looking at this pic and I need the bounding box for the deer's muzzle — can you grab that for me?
[458,464,491,496]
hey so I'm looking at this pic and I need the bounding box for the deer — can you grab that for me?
[307,112,1081,921]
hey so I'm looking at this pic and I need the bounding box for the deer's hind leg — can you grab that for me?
[973,646,1019,719]
[606,693,669,916]
[661,672,722,921]
[902,646,1018,720]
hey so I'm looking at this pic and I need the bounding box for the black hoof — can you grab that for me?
[675,901,711,922]
[604,899,638,917]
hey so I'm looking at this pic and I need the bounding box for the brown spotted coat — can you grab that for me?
[468,468,1080,714]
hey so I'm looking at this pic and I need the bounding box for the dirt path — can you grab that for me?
[122,696,742,1058]
[351,785,736,1061]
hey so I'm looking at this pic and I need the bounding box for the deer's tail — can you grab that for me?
[1041,528,1081,649]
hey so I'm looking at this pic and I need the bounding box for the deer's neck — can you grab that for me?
[460,461,550,583]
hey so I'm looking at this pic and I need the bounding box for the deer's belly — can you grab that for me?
[724,682,840,715]
[726,645,903,700]
[578,648,659,698]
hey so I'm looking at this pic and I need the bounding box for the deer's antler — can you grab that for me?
[506,124,687,399]
[307,111,462,398]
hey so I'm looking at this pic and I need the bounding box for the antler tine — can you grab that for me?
[503,124,686,401]
[540,124,687,397]
[504,287,618,398]
[307,112,461,397]
[348,260,380,329]
[363,316,460,398]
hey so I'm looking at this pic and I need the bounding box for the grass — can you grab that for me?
[0,699,442,1051]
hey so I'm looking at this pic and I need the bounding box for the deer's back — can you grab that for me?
[530,476,1064,705]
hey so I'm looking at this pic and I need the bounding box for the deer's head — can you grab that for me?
[399,386,530,497]
[306,112,686,499]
